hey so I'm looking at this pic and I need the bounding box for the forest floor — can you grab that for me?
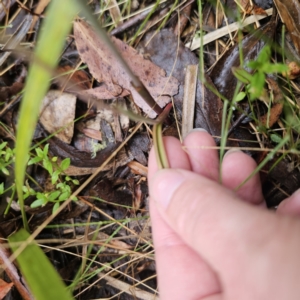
[0,0,299,299]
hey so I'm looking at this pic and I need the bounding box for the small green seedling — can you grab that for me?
[0,143,79,214]
[28,144,79,213]
[0,141,14,176]
[233,45,288,101]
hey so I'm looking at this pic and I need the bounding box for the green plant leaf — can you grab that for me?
[234,91,246,102]
[71,195,78,201]
[22,186,35,199]
[60,158,71,171]
[153,103,172,169]
[1,167,9,176]
[56,182,63,189]
[51,170,60,185]
[9,229,74,300]
[30,199,46,208]
[232,67,252,84]
[48,190,61,202]
[43,144,49,156]
[284,102,300,133]
[59,191,70,201]
[270,133,283,144]
[0,142,7,150]
[36,192,47,203]
[248,45,271,70]
[52,202,60,214]
[72,179,79,185]
[263,63,288,73]
[43,159,53,175]
[249,71,265,100]
[14,0,77,230]
[28,156,43,165]
[35,148,44,158]
[5,150,12,162]
[51,156,58,162]
[257,45,271,64]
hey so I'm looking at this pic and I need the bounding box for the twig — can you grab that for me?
[174,1,193,36]
[182,65,198,138]
[0,243,33,300]
[105,0,123,27]
[99,272,158,300]
[110,6,152,36]
[0,0,16,22]
[0,14,32,67]
[186,8,273,50]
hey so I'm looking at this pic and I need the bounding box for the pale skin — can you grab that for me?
[148,129,300,300]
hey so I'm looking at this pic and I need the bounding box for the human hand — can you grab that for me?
[148,129,300,300]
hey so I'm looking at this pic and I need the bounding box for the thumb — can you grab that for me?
[149,169,300,297]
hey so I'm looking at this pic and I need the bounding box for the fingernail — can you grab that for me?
[150,169,185,209]
[190,127,208,133]
[224,148,243,157]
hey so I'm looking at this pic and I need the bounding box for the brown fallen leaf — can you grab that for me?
[81,128,102,140]
[259,78,284,128]
[225,0,272,16]
[282,61,300,80]
[259,102,283,128]
[232,0,268,15]
[57,65,91,90]
[0,82,23,103]
[85,84,129,99]
[0,279,14,299]
[223,0,268,24]
[133,183,143,210]
[249,6,268,16]
[274,0,300,56]
[221,0,242,16]
[140,29,223,136]
[127,161,148,177]
[74,19,179,118]
[174,2,192,36]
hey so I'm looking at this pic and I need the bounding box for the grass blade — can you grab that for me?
[9,229,74,300]
[14,0,77,230]
[153,103,172,169]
